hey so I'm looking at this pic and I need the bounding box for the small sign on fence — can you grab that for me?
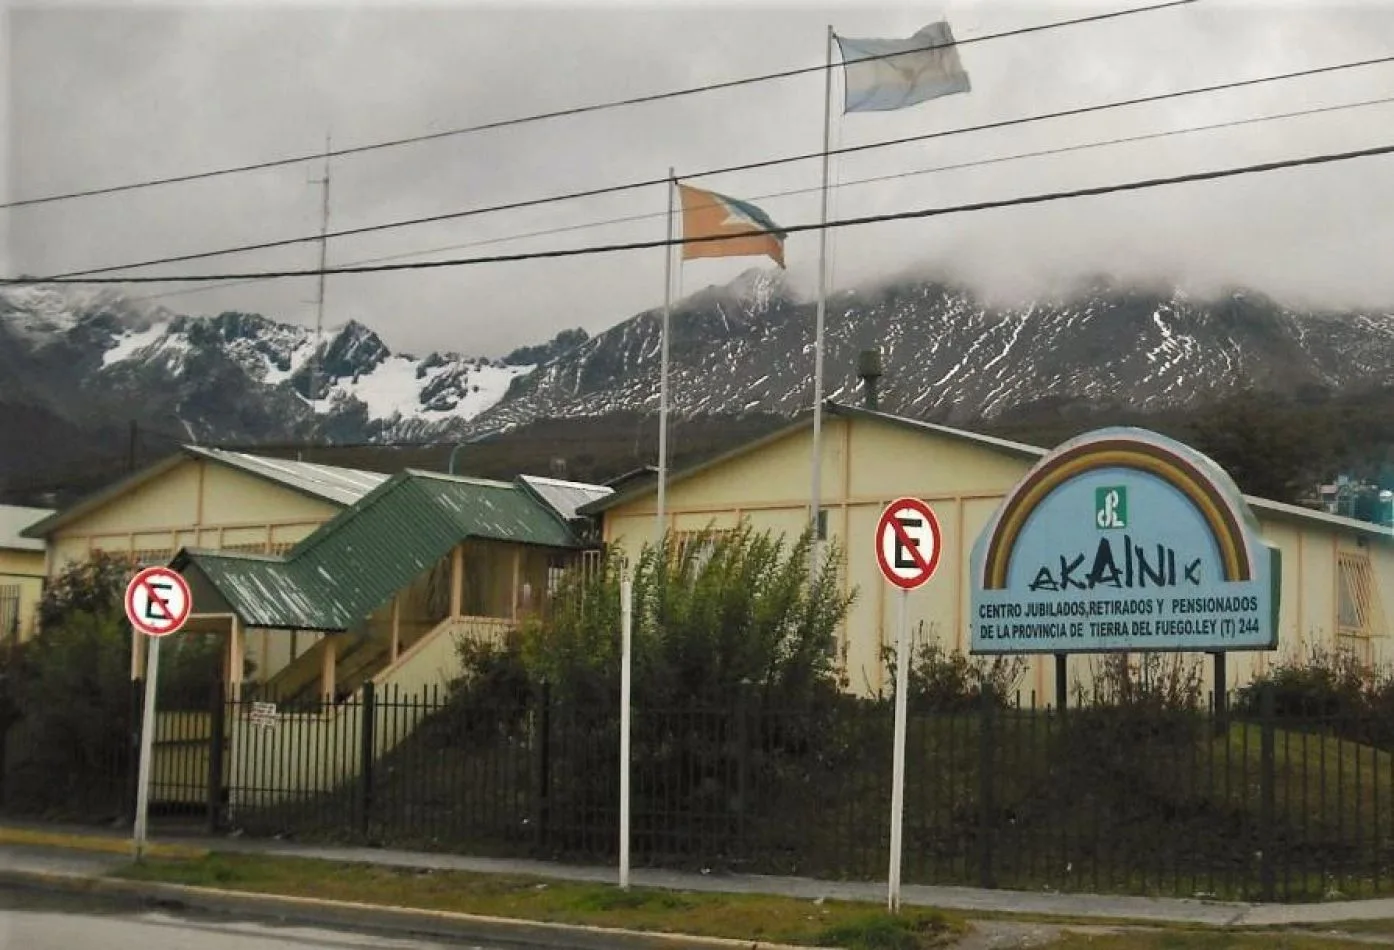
[249,701,279,730]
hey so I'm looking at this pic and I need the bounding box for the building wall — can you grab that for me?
[0,547,46,643]
[48,456,343,573]
[603,416,1394,699]
[43,455,348,681]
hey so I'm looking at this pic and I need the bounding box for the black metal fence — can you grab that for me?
[9,680,1394,903]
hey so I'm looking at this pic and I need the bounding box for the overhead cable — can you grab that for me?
[9,139,1392,286]
[0,0,1197,211]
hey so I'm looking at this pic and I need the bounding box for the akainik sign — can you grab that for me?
[969,427,1281,655]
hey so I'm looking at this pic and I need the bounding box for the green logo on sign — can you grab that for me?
[1095,486,1128,529]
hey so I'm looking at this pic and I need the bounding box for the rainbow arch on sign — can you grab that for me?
[980,435,1253,591]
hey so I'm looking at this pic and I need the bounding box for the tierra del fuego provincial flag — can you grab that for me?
[677,183,787,268]
[834,21,971,113]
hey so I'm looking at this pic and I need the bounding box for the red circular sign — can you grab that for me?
[875,497,943,591]
[124,566,193,637]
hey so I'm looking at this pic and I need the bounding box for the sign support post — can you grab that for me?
[124,565,193,861]
[133,635,161,859]
[618,570,634,890]
[1211,651,1228,734]
[875,497,943,914]
[888,586,910,912]
[1054,653,1068,710]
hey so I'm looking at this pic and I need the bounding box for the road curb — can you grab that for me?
[0,826,205,860]
[0,867,823,950]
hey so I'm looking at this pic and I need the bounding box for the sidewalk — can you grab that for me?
[4,819,1394,931]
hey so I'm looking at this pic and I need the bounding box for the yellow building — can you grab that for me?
[21,445,390,676]
[0,505,54,646]
[159,469,608,811]
[585,401,1394,700]
[20,448,611,811]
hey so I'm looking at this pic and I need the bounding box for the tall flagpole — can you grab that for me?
[809,25,835,576]
[656,169,676,545]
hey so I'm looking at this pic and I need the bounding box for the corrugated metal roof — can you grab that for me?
[0,505,53,552]
[577,401,1393,544]
[24,446,386,538]
[517,474,612,521]
[180,550,347,630]
[186,446,389,506]
[175,471,584,630]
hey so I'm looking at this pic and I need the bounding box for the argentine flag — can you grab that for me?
[835,21,971,114]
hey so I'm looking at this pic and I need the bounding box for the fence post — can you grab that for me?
[359,681,375,838]
[0,715,8,810]
[1259,683,1276,901]
[1211,652,1228,738]
[531,680,551,853]
[206,676,226,833]
[978,682,996,889]
[735,691,749,848]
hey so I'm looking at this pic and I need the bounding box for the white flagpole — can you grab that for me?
[656,169,676,546]
[618,569,634,889]
[809,26,834,577]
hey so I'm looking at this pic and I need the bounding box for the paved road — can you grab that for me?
[0,887,500,950]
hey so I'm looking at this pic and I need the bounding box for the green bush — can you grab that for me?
[879,629,1028,712]
[36,550,137,631]
[2,555,236,816]
[510,522,856,711]
[1235,647,1368,720]
[1234,647,1394,750]
[3,608,132,815]
[438,522,859,861]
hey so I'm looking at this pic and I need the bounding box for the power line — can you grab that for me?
[41,51,1394,281]
[126,92,1394,305]
[0,0,1197,212]
[12,139,1394,286]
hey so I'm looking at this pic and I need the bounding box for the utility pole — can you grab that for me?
[308,132,332,455]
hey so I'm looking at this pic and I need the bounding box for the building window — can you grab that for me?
[221,543,270,555]
[672,529,732,572]
[0,585,19,647]
[1337,551,1384,665]
[547,555,569,599]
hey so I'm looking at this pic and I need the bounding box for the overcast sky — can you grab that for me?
[6,0,1394,358]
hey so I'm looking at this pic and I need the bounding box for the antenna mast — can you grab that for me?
[309,132,332,448]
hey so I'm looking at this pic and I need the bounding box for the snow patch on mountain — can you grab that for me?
[101,321,170,367]
[333,354,532,421]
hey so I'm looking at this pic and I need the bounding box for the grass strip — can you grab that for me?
[0,825,205,860]
[114,851,964,949]
[1043,932,1389,948]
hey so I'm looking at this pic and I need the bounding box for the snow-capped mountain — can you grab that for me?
[467,269,1394,430]
[5,269,1394,463]
[0,285,544,444]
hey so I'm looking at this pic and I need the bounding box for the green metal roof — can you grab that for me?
[172,470,583,630]
[179,550,345,630]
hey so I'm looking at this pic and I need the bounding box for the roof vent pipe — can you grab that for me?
[857,348,883,411]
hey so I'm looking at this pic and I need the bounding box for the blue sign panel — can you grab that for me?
[969,428,1280,655]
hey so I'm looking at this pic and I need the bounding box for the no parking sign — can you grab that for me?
[875,496,943,913]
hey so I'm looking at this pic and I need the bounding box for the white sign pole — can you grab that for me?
[618,571,634,890]
[888,585,910,912]
[132,633,162,860]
